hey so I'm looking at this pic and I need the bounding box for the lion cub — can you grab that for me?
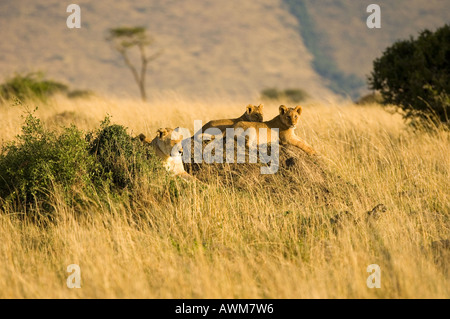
[199,104,264,134]
[232,105,316,155]
[139,128,197,182]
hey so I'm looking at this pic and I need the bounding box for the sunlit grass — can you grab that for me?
[0,94,448,298]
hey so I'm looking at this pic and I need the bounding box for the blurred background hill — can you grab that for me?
[0,0,448,100]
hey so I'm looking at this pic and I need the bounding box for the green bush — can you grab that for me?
[67,89,94,99]
[356,92,384,105]
[261,88,310,103]
[0,107,173,218]
[0,72,68,102]
[87,118,163,189]
[0,110,97,209]
[260,88,280,100]
[368,24,450,127]
[283,89,310,103]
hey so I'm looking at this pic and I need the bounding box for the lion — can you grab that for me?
[198,104,264,135]
[138,128,198,182]
[230,105,316,155]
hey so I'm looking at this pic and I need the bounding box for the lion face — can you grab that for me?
[155,128,183,157]
[245,104,264,122]
[279,105,302,129]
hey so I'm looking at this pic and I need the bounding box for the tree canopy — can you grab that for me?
[368,24,450,127]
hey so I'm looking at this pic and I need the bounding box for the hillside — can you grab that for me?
[300,0,449,97]
[0,0,448,100]
[0,0,329,100]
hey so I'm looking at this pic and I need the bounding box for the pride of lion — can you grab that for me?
[138,104,316,181]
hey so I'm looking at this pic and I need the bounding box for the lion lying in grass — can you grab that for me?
[139,128,198,182]
[198,104,264,135]
[232,105,316,155]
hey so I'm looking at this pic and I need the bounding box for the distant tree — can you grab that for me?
[368,24,450,127]
[107,26,161,101]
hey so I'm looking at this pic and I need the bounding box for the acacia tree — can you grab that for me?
[368,24,450,127]
[107,26,161,101]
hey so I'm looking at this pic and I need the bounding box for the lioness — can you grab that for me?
[139,128,198,182]
[199,104,264,134]
[231,105,316,155]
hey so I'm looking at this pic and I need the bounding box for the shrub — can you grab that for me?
[67,89,94,99]
[87,117,163,189]
[368,24,450,127]
[283,88,310,103]
[0,110,168,218]
[0,72,68,102]
[356,92,383,105]
[0,109,97,209]
[261,88,310,103]
[261,88,280,100]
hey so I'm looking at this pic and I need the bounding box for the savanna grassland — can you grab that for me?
[0,94,448,298]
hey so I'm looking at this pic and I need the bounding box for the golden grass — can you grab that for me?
[0,94,448,298]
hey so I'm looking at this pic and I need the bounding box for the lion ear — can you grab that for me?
[246,104,253,114]
[157,128,168,138]
[294,105,302,115]
[279,105,288,115]
[138,133,146,142]
[258,104,264,110]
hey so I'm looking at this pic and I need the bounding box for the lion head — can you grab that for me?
[140,127,183,157]
[244,104,264,122]
[279,105,302,129]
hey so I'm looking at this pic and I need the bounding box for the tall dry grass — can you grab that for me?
[0,94,448,298]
